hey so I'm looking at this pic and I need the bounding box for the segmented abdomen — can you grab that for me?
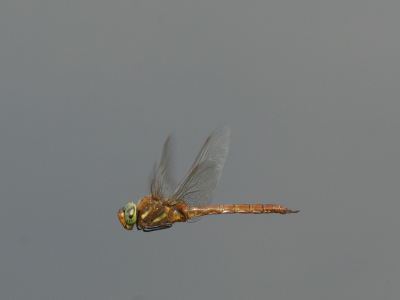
[187,204,299,219]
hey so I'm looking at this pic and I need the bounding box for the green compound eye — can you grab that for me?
[124,202,137,226]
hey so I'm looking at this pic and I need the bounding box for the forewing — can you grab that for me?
[170,126,230,222]
[150,134,177,199]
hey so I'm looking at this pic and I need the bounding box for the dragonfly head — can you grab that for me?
[118,202,137,230]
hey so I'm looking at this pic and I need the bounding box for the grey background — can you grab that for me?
[1,1,399,299]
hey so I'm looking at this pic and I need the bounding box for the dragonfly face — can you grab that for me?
[118,202,137,230]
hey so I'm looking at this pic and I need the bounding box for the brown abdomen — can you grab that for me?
[186,204,299,219]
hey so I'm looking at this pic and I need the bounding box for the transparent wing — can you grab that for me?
[150,134,177,199]
[170,126,231,222]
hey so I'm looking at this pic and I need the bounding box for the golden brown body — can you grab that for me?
[134,195,299,231]
[118,126,299,232]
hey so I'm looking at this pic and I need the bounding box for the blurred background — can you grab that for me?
[1,1,399,299]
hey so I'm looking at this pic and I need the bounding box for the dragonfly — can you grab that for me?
[118,126,298,232]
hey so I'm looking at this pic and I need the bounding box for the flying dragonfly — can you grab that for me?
[118,126,298,232]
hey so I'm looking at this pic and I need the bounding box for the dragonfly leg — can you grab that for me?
[142,224,172,232]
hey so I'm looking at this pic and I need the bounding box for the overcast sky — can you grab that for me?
[1,1,400,299]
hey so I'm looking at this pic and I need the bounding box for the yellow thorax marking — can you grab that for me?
[153,212,167,223]
[141,209,151,219]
